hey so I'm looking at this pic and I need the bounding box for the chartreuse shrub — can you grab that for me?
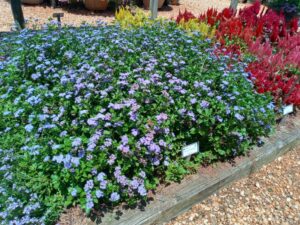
[177,19,216,39]
[0,22,275,224]
[115,7,216,40]
[115,7,165,28]
[176,10,217,39]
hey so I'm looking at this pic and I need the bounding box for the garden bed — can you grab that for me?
[0,2,299,225]
[92,113,300,225]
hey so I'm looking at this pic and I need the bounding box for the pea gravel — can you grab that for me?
[0,0,248,31]
[165,147,300,225]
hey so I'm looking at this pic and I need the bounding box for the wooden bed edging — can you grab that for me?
[99,116,300,225]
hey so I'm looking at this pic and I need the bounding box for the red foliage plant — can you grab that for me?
[238,0,261,26]
[176,10,196,23]
[198,8,234,26]
[196,0,297,44]
[247,35,300,106]
[198,8,218,26]
[290,18,299,34]
[175,1,300,107]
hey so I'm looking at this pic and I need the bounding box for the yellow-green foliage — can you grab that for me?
[178,19,216,39]
[115,7,164,28]
[115,7,215,40]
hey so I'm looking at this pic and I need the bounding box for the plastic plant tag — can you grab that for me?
[181,142,199,158]
[282,104,293,115]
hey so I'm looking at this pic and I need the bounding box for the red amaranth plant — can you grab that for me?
[248,63,300,105]
[175,1,300,107]
[176,10,196,23]
[196,0,297,44]
[247,36,300,106]
[290,18,299,33]
[238,0,261,26]
[198,8,219,26]
[198,7,234,26]
[216,3,291,44]
[277,35,300,67]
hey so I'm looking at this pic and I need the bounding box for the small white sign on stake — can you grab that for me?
[282,104,294,115]
[182,142,199,158]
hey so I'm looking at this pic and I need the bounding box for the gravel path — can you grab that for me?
[0,0,248,31]
[166,147,300,225]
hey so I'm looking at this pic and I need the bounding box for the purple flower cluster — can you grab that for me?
[52,154,80,169]
[156,113,168,123]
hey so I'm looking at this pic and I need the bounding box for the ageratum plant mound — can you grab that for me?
[0,23,275,224]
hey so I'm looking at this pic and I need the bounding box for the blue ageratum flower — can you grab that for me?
[109,192,120,202]
[96,190,104,198]
[97,172,106,182]
[200,100,210,108]
[72,137,82,147]
[24,124,34,132]
[71,189,77,197]
[234,113,245,121]
[138,185,147,196]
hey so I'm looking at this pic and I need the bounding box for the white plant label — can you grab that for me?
[182,142,199,158]
[283,104,293,115]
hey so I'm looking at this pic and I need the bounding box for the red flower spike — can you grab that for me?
[290,18,299,34]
